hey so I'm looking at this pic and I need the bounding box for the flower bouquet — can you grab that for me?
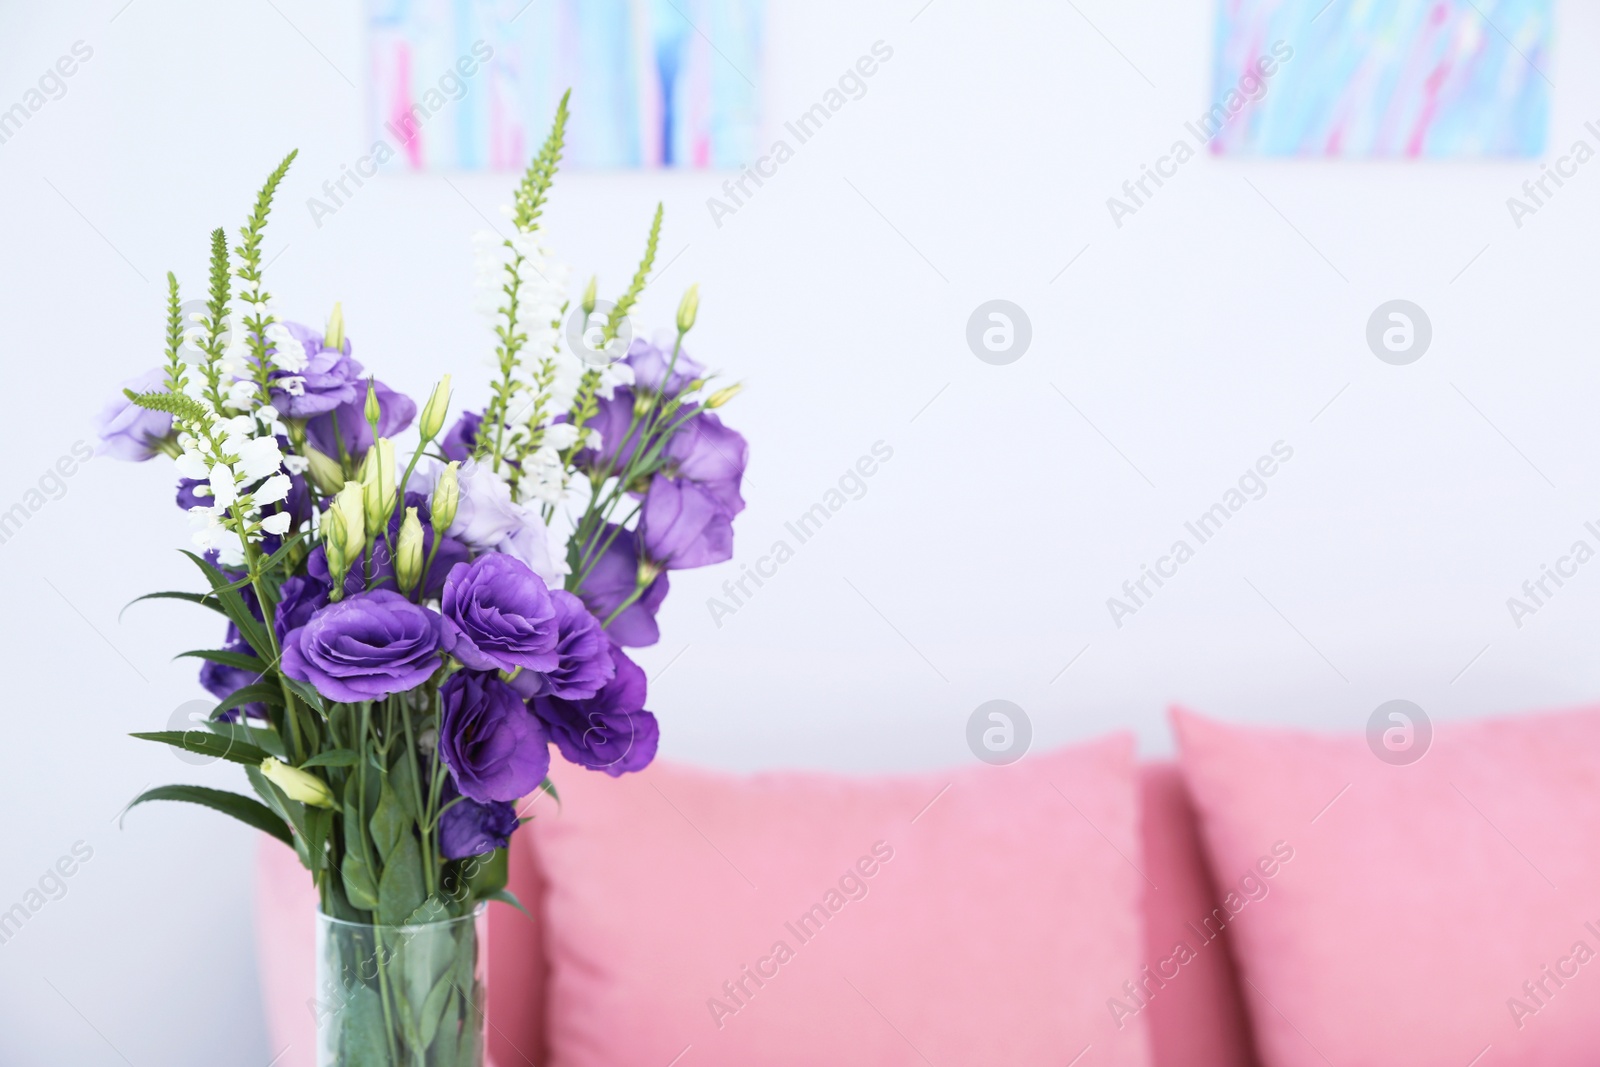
[102,96,747,1067]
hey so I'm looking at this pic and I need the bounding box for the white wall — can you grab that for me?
[2,0,1597,1062]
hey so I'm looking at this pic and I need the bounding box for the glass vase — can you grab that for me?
[315,906,486,1067]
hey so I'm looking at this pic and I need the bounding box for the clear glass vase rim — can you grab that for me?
[317,902,486,933]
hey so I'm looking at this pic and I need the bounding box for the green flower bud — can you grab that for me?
[363,378,381,429]
[305,447,346,495]
[581,275,598,317]
[325,303,345,350]
[396,507,424,594]
[676,283,700,334]
[260,758,336,809]
[705,382,742,409]
[431,461,460,531]
[419,374,452,442]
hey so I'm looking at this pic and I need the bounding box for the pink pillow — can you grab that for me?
[1138,765,1259,1067]
[1174,704,1600,1067]
[528,737,1151,1066]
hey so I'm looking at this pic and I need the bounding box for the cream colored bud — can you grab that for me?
[325,302,345,350]
[431,462,460,531]
[419,374,452,442]
[581,275,598,317]
[676,284,700,334]
[396,508,424,594]
[360,439,397,532]
[705,382,742,409]
[260,758,336,809]
[333,481,367,561]
[305,447,346,495]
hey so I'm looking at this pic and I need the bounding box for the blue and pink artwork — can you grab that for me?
[1211,0,1552,157]
[368,0,764,170]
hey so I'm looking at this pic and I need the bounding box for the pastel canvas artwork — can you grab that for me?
[368,0,765,170]
[1211,0,1552,157]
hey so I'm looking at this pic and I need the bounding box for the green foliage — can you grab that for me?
[125,784,293,848]
[162,272,188,397]
[129,730,272,767]
[123,388,209,426]
[513,89,568,233]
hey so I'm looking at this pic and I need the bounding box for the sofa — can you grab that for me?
[257,703,1600,1066]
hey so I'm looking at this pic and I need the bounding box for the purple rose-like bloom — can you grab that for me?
[542,591,616,699]
[576,525,669,648]
[305,380,416,462]
[439,671,551,803]
[273,575,330,648]
[270,323,365,418]
[95,368,172,461]
[437,778,520,860]
[441,411,483,463]
[638,475,734,571]
[441,554,559,673]
[663,411,747,517]
[280,590,442,703]
[624,337,704,398]
[508,590,616,701]
[530,643,658,777]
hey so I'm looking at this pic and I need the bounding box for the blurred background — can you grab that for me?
[1,0,1596,1061]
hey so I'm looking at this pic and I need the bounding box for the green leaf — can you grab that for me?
[300,748,358,769]
[337,984,389,1067]
[120,590,227,621]
[281,675,327,716]
[465,848,508,897]
[213,683,284,717]
[418,969,455,1049]
[370,782,409,863]
[205,718,285,759]
[124,785,292,848]
[129,730,270,767]
[484,888,531,920]
[122,388,209,424]
[180,550,273,657]
[376,831,426,925]
[341,777,379,911]
[176,648,267,673]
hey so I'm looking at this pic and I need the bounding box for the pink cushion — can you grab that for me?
[529,737,1151,1066]
[1138,765,1259,1067]
[1174,704,1600,1067]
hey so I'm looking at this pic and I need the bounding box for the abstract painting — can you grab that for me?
[1210,0,1552,157]
[367,0,764,170]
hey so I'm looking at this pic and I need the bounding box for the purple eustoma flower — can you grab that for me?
[304,379,416,463]
[440,554,560,674]
[280,590,443,703]
[530,643,658,776]
[437,778,520,860]
[273,575,330,648]
[269,322,365,418]
[439,671,551,803]
[663,411,747,517]
[637,475,734,571]
[624,336,704,398]
[440,411,483,463]
[576,525,668,648]
[508,590,616,701]
[95,368,172,461]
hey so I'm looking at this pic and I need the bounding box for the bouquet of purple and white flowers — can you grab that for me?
[101,98,745,1063]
